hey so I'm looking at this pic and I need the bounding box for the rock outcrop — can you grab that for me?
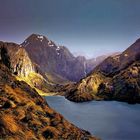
[0,63,98,140]
[0,42,35,77]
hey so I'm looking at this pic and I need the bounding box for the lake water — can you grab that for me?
[45,96,140,140]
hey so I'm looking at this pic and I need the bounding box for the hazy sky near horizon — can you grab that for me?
[0,0,140,58]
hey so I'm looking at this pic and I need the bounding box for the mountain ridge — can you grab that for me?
[21,34,113,82]
[0,33,120,97]
[65,38,140,103]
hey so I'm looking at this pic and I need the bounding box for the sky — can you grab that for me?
[0,0,140,58]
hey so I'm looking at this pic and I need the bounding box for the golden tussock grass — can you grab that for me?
[2,114,20,133]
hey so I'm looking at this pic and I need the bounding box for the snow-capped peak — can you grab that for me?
[56,46,61,56]
[48,40,54,47]
[37,35,44,42]
[56,46,60,51]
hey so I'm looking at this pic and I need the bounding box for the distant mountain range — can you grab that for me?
[65,38,140,104]
[0,34,112,95]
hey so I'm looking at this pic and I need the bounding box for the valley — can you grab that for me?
[1,1,140,140]
[0,34,140,140]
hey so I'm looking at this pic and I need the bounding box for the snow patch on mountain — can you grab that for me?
[37,35,44,42]
[48,40,54,47]
[56,46,60,51]
[56,46,61,55]
[124,53,128,57]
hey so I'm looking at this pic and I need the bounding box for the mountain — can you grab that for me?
[0,35,102,96]
[65,39,140,104]
[21,34,110,82]
[0,34,115,96]
[0,63,97,139]
[86,52,120,74]
[21,34,85,82]
[0,41,63,96]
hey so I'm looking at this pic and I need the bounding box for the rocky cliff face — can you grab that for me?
[0,42,62,96]
[0,42,35,77]
[0,63,97,140]
[112,61,140,103]
[65,39,140,103]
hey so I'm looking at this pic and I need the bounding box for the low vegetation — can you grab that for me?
[0,63,98,140]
